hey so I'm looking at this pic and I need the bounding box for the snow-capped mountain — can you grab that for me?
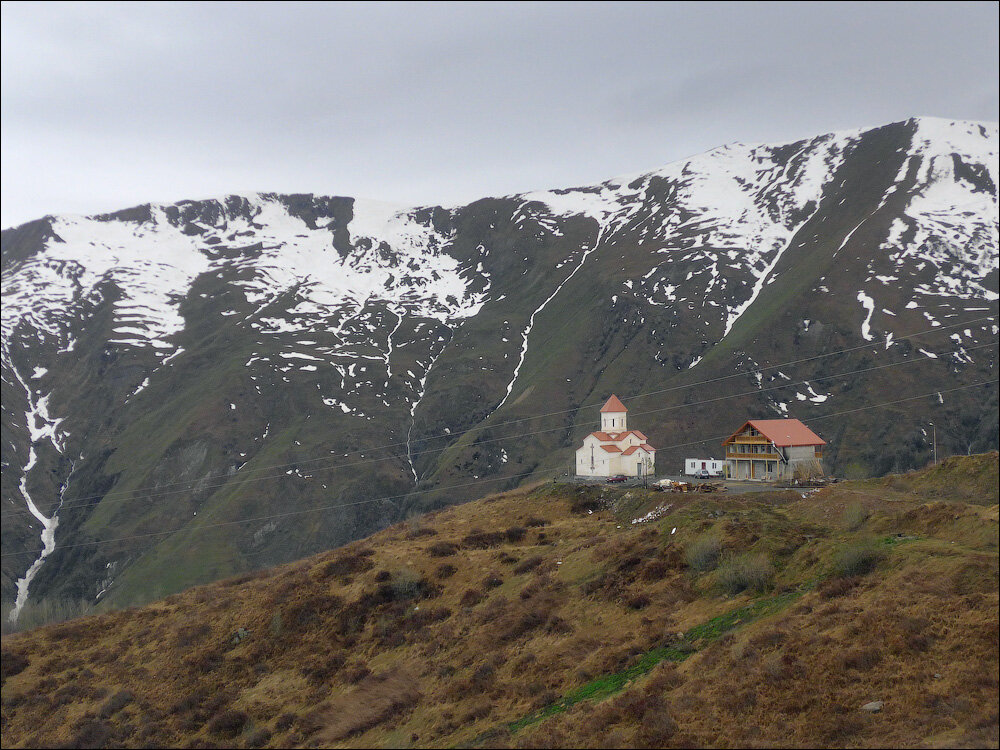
[2,117,997,622]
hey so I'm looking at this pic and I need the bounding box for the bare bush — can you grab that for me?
[463,531,505,549]
[685,535,721,572]
[833,541,886,578]
[717,553,774,595]
[99,689,134,718]
[793,459,825,481]
[0,650,28,685]
[206,709,249,739]
[69,719,112,749]
[504,526,527,543]
[843,502,870,531]
[435,563,457,579]
[817,576,860,599]
[428,541,458,557]
[513,556,545,574]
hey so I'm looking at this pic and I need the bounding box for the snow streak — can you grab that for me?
[7,364,69,623]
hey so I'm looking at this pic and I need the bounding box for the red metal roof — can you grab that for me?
[622,444,656,456]
[589,431,615,441]
[723,419,826,447]
[600,394,628,413]
[581,429,655,452]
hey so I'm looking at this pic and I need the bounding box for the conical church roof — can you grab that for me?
[600,394,627,413]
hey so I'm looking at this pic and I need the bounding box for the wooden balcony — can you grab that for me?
[725,451,780,461]
[726,435,771,445]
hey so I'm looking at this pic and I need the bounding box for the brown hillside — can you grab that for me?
[1,454,997,749]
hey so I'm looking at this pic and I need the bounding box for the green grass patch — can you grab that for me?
[488,588,805,742]
[880,534,921,546]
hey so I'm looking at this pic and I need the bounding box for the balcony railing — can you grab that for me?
[725,451,780,460]
[726,435,771,445]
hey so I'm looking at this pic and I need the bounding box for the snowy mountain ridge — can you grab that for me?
[1,116,997,622]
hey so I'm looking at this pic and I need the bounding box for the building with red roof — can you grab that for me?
[722,419,826,480]
[576,395,656,478]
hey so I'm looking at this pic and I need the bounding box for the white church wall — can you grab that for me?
[601,411,627,431]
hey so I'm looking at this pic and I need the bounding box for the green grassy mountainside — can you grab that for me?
[1,453,997,748]
[2,117,997,621]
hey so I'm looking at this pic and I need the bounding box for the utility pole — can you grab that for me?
[929,421,937,465]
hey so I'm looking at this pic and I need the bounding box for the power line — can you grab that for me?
[1,378,995,558]
[6,315,994,511]
[3,337,996,519]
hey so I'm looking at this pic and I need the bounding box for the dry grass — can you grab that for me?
[312,666,421,743]
[683,534,721,572]
[715,552,774,595]
[1,455,996,749]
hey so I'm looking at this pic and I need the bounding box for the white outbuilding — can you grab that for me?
[575,395,656,478]
[685,458,724,476]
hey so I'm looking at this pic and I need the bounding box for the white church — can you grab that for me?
[575,395,656,478]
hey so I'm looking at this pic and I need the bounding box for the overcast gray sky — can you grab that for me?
[2,1,998,229]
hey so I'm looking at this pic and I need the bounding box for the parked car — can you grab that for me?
[607,475,628,484]
[695,469,711,479]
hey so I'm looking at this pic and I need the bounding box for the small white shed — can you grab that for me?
[685,458,724,476]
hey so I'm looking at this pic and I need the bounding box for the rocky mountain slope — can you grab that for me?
[1,453,997,748]
[1,116,998,622]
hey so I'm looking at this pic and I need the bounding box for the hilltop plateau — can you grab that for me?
[2,453,997,748]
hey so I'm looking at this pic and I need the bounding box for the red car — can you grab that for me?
[606,475,628,484]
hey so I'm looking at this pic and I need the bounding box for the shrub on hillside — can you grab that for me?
[793,459,824,481]
[0,650,28,685]
[319,551,374,579]
[833,541,886,577]
[185,648,223,674]
[244,726,272,747]
[428,541,458,557]
[570,494,601,514]
[817,575,860,599]
[206,709,249,739]
[69,719,112,749]
[343,663,371,684]
[98,689,134,718]
[460,589,484,608]
[684,534,721,572]
[842,502,870,531]
[513,555,544,574]
[388,569,424,600]
[274,712,297,731]
[627,593,651,609]
[524,517,549,527]
[463,530,505,549]
[504,526,527,543]
[303,652,347,685]
[462,700,493,722]
[406,526,437,539]
[282,592,343,632]
[435,563,457,579]
[839,646,882,671]
[640,559,669,581]
[716,553,774,595]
